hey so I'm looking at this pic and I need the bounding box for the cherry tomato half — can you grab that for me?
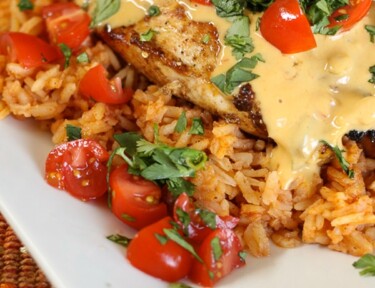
[0,32,60,68]
[328,0,372,32]
[109,164,167,230]
[45,139,109,201]
[127,216,193,282]
[190,0,212,5]
[260,0,317,54]
[79,64,134,105]
[42,2,91,50]
[189,228,245,287]
[174,193,240,243]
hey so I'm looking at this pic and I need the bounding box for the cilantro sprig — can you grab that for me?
[90,0,121,28]
[106,234,132,247]
[18,0,34,11]
[65,124,82,141]
[109,132,207,196]
[369,65,375,84]
[353,254,375,276]
[320,140,354,178]
[365,25,375,43]
[211,0,246,17]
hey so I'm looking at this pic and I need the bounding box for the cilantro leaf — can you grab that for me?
[65,124,82,141]
[166,178,196,197]
[246,0,274,12]
[18,0,33,11]
[169,283,193,288]
[176,207,191,236]
[212,54,264,94]
[365,25,375,43]
[239,250,247,262]
[114,132,143,156]
[163,228,203,262]
[189,118,205,135]
[121,213,136,222]
[148,5,160,17]
[211,237,223,261]
[353,254,375,276]
[202,34,211,44]
[58,43,72,69]
[140,29,156,42]
[320,140,354,178]
[107,234,132,247]
[155,233,168,245]
[224,16,254,60]
[211,0,246,17]
[91,0,121,28]
[198,209,217,229]
[77,52,90,64]
[369,65,375,84]
[175,111,187,133]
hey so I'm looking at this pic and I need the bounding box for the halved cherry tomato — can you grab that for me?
[260,0,317,54]
[79,64,134,105]
[0,32,60,68]
[42,3,91,50]
[45,139,109,201]
[109,164,167,230]
[189,228,245,287]
[127,216,193,282]
[174,193,239,243]
[190,0,212,5]
[328,0,372,32]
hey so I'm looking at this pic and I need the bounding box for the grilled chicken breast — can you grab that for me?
[98,2,267,137]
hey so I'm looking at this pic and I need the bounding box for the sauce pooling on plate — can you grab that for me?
[83,0,375,188]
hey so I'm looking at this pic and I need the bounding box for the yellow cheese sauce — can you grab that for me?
[83,0,375,188]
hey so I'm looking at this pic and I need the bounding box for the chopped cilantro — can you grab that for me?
[175,111,187,133]
[155,233,168,245]
[106,234,132,247]
[369,65,375,84]
[211,237,223,261]
[246,0,274,12]
[163,228,203,262]
[238,250,247,262]
[169,283,193,288]
[65,124,82,141]
[198,209,217,229]
[365,25,375,43]
[320,140,354,178]
[148,5,160,17]
[140,29,156,42]
[176,207,191,236]
[202,34,211,44]
[121,213,136,222]
[212,54,264,94]
[211,0,246,17]
[58,43,72,69]
[18,0,33,11]
[90,0,121,28]
[77,52,90,64]
[353,254,375,276]
[224,16,254,60]
[189,118,205,135]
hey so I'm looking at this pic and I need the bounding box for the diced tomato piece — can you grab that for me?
[0,32,60,68]
[190,0,212,5]
[79,64,134,104]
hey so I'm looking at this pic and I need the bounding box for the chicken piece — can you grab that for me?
[98,2,267,137]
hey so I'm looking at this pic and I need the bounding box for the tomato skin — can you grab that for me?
[127,216,193,282]
[260,0,317,54]
[42,3,91,50]
[0,32,60,68]
[45,139,109,201]
[79,64,134,105]
[109,165,168,230]
[174,193,240,243]
[328,0,372,32]
[189,228,245,287]
[190,0,211,5]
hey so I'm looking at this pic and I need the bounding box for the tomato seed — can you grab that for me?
[81,179,90,187]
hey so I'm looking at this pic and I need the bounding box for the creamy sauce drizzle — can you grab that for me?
[87,0,375,188]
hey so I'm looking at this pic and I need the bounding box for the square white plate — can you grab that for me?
[0,116,374,288]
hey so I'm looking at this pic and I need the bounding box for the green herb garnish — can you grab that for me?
[320,140,354,178]
[121,213,136,222]
[169,283,193,288]
[148,5,160,17]
[163,228,203,262]
[176,207,191,236]
[211,0,246,17]
[90,0,121,28]
[246,0,274,12]
[353,254,375,276]
[18,0,33,11]
[58,43,72,69]
[211,237,223,261]
[155,233,168,245]
[175,111,187,133]
[77,52,90,64]
[198,209,217,229]
[369,65,375,84]
[224,16,254,60]
[202,34,211,44]
[211,54,264,94]
[189,118,205,135]
[239,250,247,262]
[140,29,156,42]
[66,124,82,141]
[106,234,132,247]
[110,132,207,196]
[365,25,375,43]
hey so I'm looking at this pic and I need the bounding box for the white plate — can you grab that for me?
[0,116,374,288]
